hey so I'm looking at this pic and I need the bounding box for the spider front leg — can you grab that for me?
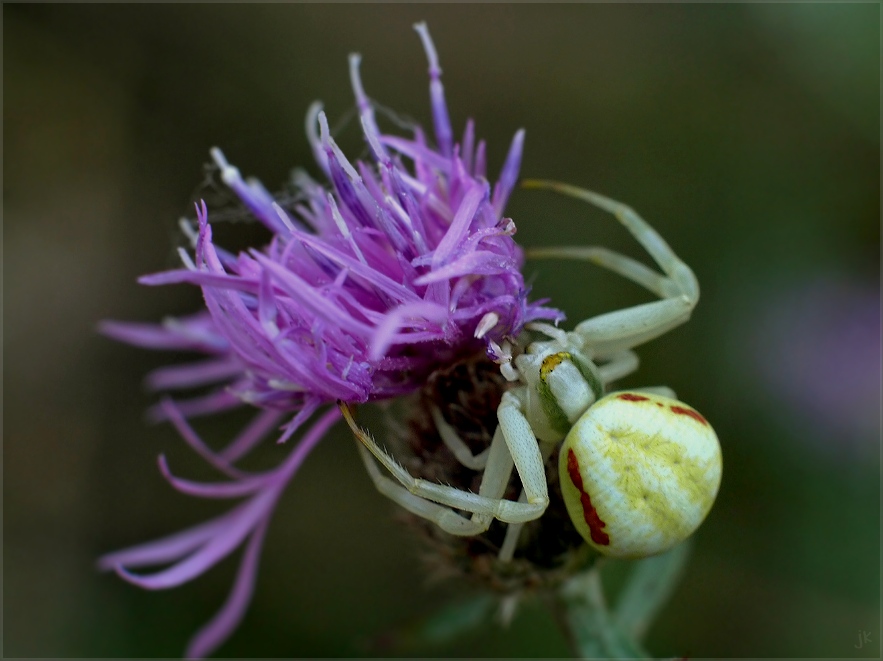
[523,180,699,355]
[352,441,490,535]
[341,397,549,533]
[342,403,491,536]
[495,388,552,517]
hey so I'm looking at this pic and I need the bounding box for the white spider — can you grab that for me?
[341,181,722,561]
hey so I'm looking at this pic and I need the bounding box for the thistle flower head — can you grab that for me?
[105,26,560,427]
[99,23,561,659]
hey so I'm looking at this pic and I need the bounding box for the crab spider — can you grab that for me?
[341,181,722,560]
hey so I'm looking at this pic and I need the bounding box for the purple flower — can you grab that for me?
[99,23,561,659]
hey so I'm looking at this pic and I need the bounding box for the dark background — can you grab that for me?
[5,4,880,658]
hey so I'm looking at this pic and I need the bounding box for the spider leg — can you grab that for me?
[597,350,640,384]
[625,385,678,399]
[496,389,550,516]
[341,402,547,524]
[498,491,528,562]
[523,181,699,355]
[496,436,558,562]
[573,297,694,356]
[526,247,693,354]
[523,180,698,302]
[527,246,680,300]
[431,406,490,471]
[353,443,489,535]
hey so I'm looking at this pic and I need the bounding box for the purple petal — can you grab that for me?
[492,129,525,216]
[349,54,388,162]
[99,318,227,353]
[414,22,453,157]
[474,139,487,179]
[290,228,419,303]
[146,389,243,423]
[251,252,374,336]
[158,455,268,499]
[97,514,229,571]
[139,269,260,295]
[145,357,243,391]
[220,408,287,463]
[304,102,330,176]
[157,399,249,479]
[275,406,341,481]
[369,301,452,360]
[115,490,274,589]
[461,119,475,174]
[432,184,485,267]
[211,148,288,235]
[415,251,518,286]
[185,520,270,659]
[379,135,450,172]
[275,396,321,445]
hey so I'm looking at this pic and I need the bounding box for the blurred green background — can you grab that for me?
[5,4,879,658]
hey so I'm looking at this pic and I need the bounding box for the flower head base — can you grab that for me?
[388,353,592,595]
[100,23,561,658]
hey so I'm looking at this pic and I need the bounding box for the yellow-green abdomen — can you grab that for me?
[559,391,722,558]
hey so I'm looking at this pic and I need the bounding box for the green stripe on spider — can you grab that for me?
[538,353,576,436]
[569,353,605,402]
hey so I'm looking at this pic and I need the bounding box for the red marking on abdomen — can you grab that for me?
[670,405,708,426]
[566,449,610,546]
[617,393,649,402]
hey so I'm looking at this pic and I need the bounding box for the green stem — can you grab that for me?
[558,568,649,659]
[613,541,691,641]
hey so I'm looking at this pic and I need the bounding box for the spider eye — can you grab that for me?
[558,391,722,558]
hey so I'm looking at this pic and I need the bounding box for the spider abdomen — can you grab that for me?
[558,391,722,558]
